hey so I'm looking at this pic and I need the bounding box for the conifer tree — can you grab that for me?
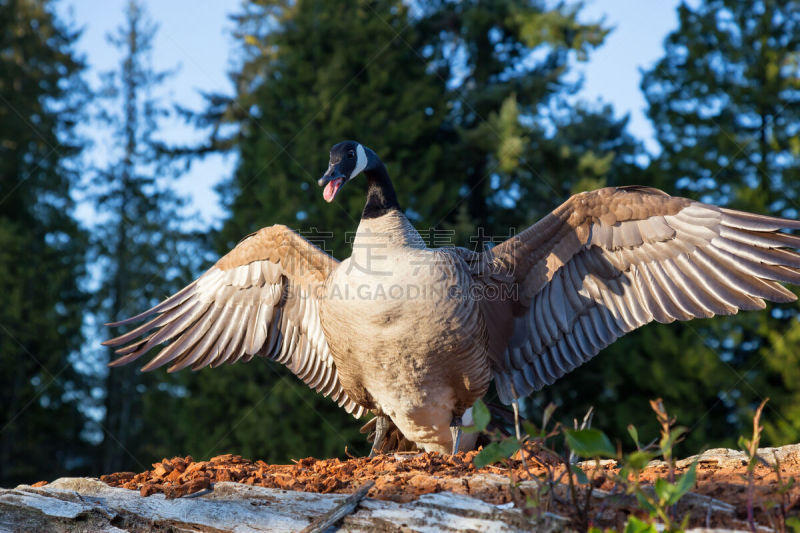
[216,0,454,254]
[89,0,199,472]
[417,0,609,243]
[0,0,91,485]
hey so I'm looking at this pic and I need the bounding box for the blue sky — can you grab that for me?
[60,0,686,229]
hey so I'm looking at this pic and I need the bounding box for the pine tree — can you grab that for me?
[217,0,455,254]
[89,0,200,473]
[639,0,800,448]
[417,0,609,244]
[512,102,647,226]
[0,0,91,485]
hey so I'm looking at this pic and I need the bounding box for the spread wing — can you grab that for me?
[103,224,365,418]
[484,186,800,403]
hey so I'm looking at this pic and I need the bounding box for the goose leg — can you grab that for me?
[512,398,527,470]
[511,398,522,440]
[369,415,390,458]
[450,415,463,455]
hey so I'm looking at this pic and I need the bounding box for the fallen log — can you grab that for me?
[0,476,569,532]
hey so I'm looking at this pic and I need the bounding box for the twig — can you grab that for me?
[746,399,768,533]
[344,445,357,459]
[300,480,375,533]
[560,453,583,530]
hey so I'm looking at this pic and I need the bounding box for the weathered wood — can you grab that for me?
[0,477,569,532]
[299,480,374,533]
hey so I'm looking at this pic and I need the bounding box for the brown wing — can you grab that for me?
[483,186,800,403]
[103,224,365,418]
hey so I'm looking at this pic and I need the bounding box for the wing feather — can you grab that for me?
[168,304,232,372]
[482,187,800,403]
[103,224,364,418]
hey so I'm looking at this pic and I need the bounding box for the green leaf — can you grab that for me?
[542,403,557,431]
[623,516,659,533]
[463,398,490,433]
[778,476,795,493]
[660,426,687,454]
[497,438,522,457]
[522,420,539,438]
[652,462,697,507]
[738,435,752,454]
[786,516,800,533]
[654,477,672,504]
[668,462,697,506]
[626,450,654,471]
[565,429,616,458]
[627,424,640,448]
[570,464,589,485]
[634,490,658,515]
[473,439,521,468]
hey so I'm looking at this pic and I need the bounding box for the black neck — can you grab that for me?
[362,162,400,219]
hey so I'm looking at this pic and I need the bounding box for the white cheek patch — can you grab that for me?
[350,143,367,180]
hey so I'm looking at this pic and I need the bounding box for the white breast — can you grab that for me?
[319,212,490,452]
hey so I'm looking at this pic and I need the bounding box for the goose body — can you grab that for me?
[104,140,800,455]
[321,211,489,452]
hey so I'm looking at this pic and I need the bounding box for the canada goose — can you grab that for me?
[105,140,800,455]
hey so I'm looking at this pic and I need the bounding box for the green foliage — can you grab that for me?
[564,429,615,459]
[763,317,800,443]
[463,397,491,434]
[471,399,699,531]
[621,516,659,533]
[529,320,738,456]
[655,463,697,508]
[417,1,622,241]
[738,399,768,531]
[738,399,768,473]
[466,398,704,531]
[640,0,800,448]
[626,450,654,472]
[625,460,695,532]
[473,439,521,469]
[610,400,696,531]
[0,0,92,486]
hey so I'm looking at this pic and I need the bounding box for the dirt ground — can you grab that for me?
[35,448,799,530]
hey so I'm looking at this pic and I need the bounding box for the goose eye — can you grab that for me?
[347,151,355,159]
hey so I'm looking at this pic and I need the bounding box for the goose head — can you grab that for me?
[318,140,374,203]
